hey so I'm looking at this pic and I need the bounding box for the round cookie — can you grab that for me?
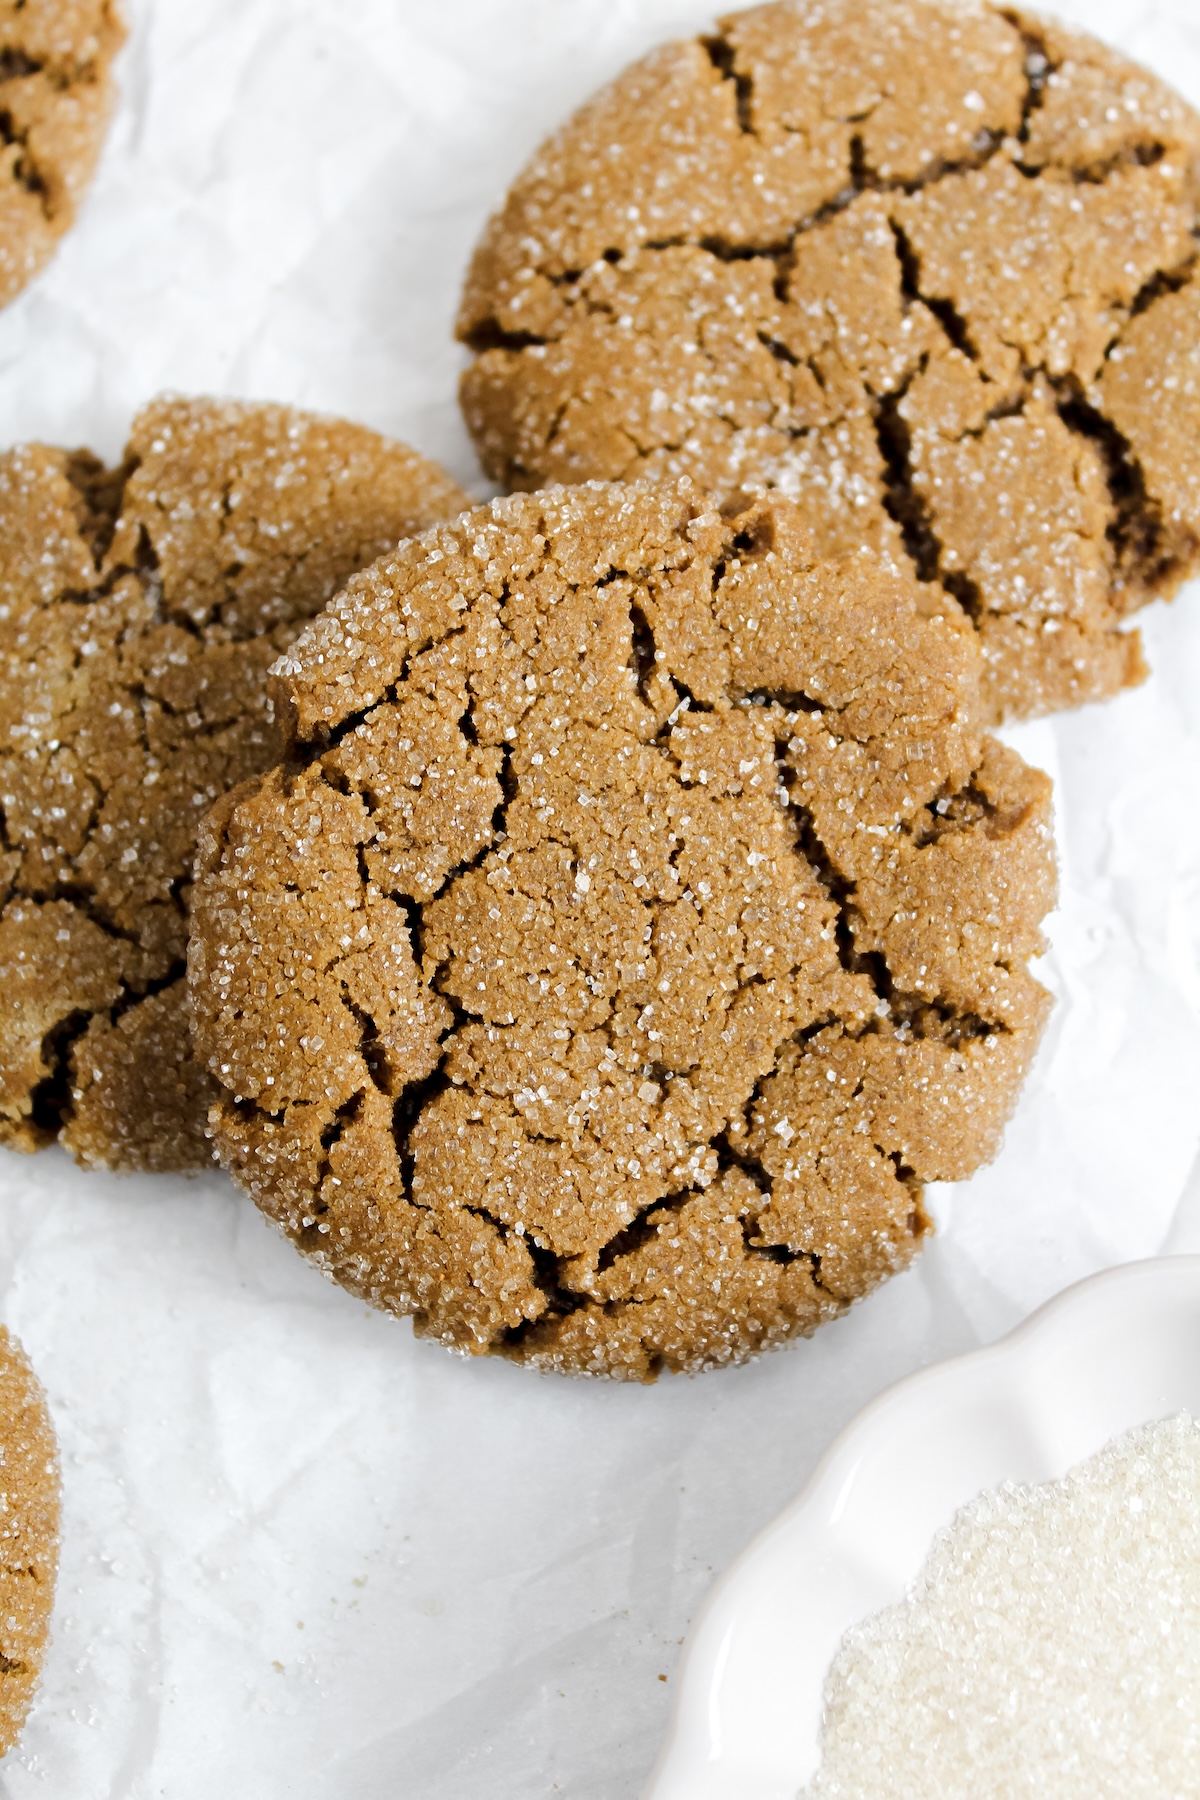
[458,0,1200,724]
[0,1327,59,1757]
[189,481,1056,1380]
[0,396,471,1170]
[0,1,125,309]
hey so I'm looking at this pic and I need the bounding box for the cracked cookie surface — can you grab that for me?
[0,0,125,309]
[189,481,1056,1379]
[458,0,1200,723]
[0,1328,59,1757]
[0,395,470,1170]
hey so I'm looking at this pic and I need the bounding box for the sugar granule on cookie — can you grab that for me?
[0,396,471,1171]
[0,0,125,309]
[0,1327,59,1757]
[189,481,1056,1380]
[458,0,1200,723]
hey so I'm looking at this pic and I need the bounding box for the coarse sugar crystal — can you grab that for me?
[803,1413,1200,1797]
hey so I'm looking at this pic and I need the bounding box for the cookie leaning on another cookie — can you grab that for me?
[189,481,1056,1380]
[0,1328,59,1757]
[0,0,125,309]
[0,396,471,1171]
[459,0,1200,723]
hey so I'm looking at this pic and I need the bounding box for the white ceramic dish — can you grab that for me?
[643,1256,1200,1800]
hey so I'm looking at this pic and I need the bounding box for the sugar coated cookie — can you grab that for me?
[0,396,470,1170]
[189,482,1056,1379]
[459,0,1200,722]
[0,1328,59,1757]
[0,0,125,308]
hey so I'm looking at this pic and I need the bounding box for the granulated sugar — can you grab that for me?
[802,1414,1200,1798]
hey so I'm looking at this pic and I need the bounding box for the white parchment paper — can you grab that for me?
[0,2,1198,1794]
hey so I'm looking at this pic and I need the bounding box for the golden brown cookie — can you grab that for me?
[0,396,471,1170]
[189,481,1056,1379]
[0,1328,59,1756]
[0,1,125,309]
[458,0,1200,723]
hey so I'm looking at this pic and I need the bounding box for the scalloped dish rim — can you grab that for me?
[643,1255,1200,1800]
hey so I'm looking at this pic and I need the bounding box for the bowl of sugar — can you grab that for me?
[645,1256,1200,1800]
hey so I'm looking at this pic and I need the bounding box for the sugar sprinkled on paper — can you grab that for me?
[802,1414,1200,1797]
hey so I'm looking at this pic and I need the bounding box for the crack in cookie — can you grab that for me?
[457,0,1200,723]
[190,482,1057,1379]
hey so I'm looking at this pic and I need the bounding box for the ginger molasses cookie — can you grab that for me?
[0,396,470,1170]
[0,0,125,309]
[189,481,1056,1379]
[0,1328,59,1756]
[458,0,1200,723]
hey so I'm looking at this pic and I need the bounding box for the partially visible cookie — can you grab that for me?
[458,0,1200,722]
[0,1327,59,1757]
[189,480,1056,1380]
[0,396,471,1170]
[0,1,125,308]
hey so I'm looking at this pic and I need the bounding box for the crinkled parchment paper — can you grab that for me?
[0,2,1198,1795]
